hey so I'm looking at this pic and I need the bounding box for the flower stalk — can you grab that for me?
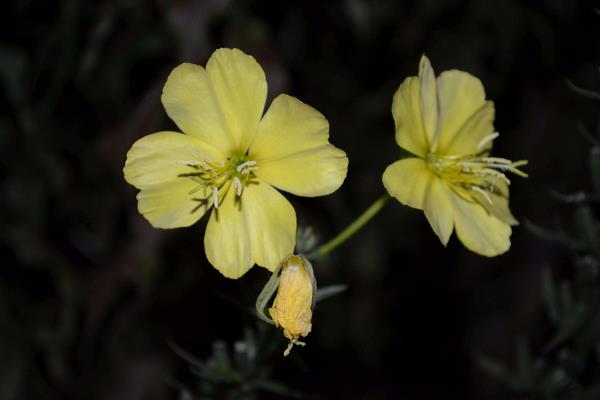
[307,193,391,260]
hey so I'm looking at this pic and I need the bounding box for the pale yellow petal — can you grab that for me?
[123,131,221,228]
[136,180,211,228]
[482,192,518,226]
[204,182,296,279]
[454,183,518,226]
[161,63,234,154]
[382,158,433,210]
[392,76,428,157]
[435,70,488,155]
[123,131,224,189]
[206,48,267,153]
[451,191,511,256]
[443,101,495,156]
[423,176,454,245]
[418,55,439,150]
[251,94,348,197]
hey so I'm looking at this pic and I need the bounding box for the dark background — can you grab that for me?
[1,0,599,399]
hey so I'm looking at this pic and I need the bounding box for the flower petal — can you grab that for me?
[454,182,518,226]
[204,182,296,279]
[444,101,495,156]
[123,131,224,189]
[423,176,455,246]
[435,70,488,155]
[474,191,518,226]
[418,55,439,150]
[251,94,348,197]
[382,157,433,210]
[136,180,212,228]
[161,63,234,154]
[206,48,267,153]
[123,131,222,228]
[392,76,428,157]
[451,191,511,256]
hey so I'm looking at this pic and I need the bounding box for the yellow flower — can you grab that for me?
[268,255,315,356]
[382,55,527,256]
[123,49,348,278]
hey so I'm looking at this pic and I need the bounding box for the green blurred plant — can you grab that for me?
[168,325,302,400]
[478,78,600,400]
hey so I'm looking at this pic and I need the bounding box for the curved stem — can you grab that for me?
[307,193,391,260]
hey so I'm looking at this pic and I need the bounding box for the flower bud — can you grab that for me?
[259,255,316,356]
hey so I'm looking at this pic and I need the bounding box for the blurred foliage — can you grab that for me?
[169,325,301,400]
[479,80,600,400]
[1,0,599,399]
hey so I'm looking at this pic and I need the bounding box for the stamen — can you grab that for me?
[426,149,526,210]
[240,166,258,175]
[236,160,258,173]
[212,186,219,209]
[177,160,201,167]
[481,157,513,165]
[233,176,242,196]
[188,184,205,195]
[476,132,499,151]
[472,186,493,204]
[177,160,217,174]
[178,156,259,208]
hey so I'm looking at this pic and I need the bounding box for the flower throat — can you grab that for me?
[178,154,258,207]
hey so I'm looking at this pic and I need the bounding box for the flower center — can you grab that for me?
[425,151,527,204]
[178,154,258,208]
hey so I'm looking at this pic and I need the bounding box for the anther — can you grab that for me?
[212,186,219,209]
[472,186,493,204]
[233,176,242,196]
[241,167,258,175]
[177,160,200,167]
[236,160,258,173]
[476,132,499,151]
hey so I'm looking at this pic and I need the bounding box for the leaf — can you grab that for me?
[566,80,600,101]
[523,220,584,251]
[168,340,205,369]
[545,303,588,350]
[575,205,600,256]
[315,284,348,303]
[578,122,599,145]
[476,354,521,389]
[541,268,560,323]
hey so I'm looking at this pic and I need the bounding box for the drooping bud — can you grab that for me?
[255,254,316,356]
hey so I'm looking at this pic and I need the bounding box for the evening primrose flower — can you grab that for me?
[382,55,527,256]
[123,48,348,278]
[266,255,316,356]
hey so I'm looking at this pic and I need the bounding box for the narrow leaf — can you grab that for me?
[315,284,348,303]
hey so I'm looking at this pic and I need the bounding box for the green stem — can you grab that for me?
[307,193,391,260]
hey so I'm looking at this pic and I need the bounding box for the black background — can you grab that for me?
[1,0,599,399]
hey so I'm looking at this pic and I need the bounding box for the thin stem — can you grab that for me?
[307,193,391,260]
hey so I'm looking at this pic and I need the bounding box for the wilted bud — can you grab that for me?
[256,254,316,356]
